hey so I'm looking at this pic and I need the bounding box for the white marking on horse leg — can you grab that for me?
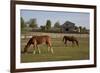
[38,49,41,54]
[33,50,36,55]
[37,47,41,54]
[51,47,54,54]
[33,45,36,55]
[33,40,37,54]
[48,47,50,52]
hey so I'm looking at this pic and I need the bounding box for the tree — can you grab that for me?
[54,21,60,28]
[29,19,38,28]
[21,17,26,29]
[75,26,78,30]
[79,26,82,33]
[40,25,46,31]
[83,27,86,30]
[82,27,88,33]
[45,20,51,30]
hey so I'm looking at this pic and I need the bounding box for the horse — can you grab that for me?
[63,36,79,46]
[23,35,54,54]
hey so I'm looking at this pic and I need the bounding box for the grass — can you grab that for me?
[21,35,89,63]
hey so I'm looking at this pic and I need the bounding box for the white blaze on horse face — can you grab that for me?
[38,49,41,54]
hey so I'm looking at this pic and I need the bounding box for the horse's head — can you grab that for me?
[23,45,27,53]
[23,37,33,53]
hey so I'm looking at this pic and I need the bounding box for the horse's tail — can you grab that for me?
[23,38,32,53]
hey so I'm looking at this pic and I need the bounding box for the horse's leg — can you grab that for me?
[37,45,41,54]
[33,40,37,54]
[47,46,54,54]
[47,43,50,52]
[50,47,54,54]
[75,40,79,46]
[64,40,66,44]
[47,45,50,52]
[65,40,67,46]
[47,42,54,54]
[72,41,74,47]
[33,45,36,55]
[47,43,51,52]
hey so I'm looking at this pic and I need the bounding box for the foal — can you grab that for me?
[23,35,54,54]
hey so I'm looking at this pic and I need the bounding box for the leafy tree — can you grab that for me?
[83,27,86,30]
[75,26,78,30]
[78,26,88,33]
[45,20,51,30]
[54,21,60,28]
[79,26,82,32]
[82,27,88,32]
[29,19,38,28]
[21,17,26,29]
[40,25,46,31]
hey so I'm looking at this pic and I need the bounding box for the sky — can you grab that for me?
[20,10,90,29]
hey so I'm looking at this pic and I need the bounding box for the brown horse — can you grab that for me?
[23,35,53,54]
[63,36,79,46]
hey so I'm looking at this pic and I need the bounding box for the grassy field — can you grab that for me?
[21,32,89,63]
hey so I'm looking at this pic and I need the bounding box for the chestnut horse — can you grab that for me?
[63,36,79,46]
[23,35,53,54]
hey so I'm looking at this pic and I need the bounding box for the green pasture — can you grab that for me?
[21,34,89,63]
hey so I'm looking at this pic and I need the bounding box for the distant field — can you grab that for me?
[21,32,89,63]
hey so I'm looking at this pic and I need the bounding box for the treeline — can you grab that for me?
[21,17,89,33]
[21,17,60,30]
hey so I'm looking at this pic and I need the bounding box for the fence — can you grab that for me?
[21,32,89,39]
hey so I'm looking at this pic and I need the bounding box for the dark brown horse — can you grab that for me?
[63,36,79,46]
[23,35,53,54]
